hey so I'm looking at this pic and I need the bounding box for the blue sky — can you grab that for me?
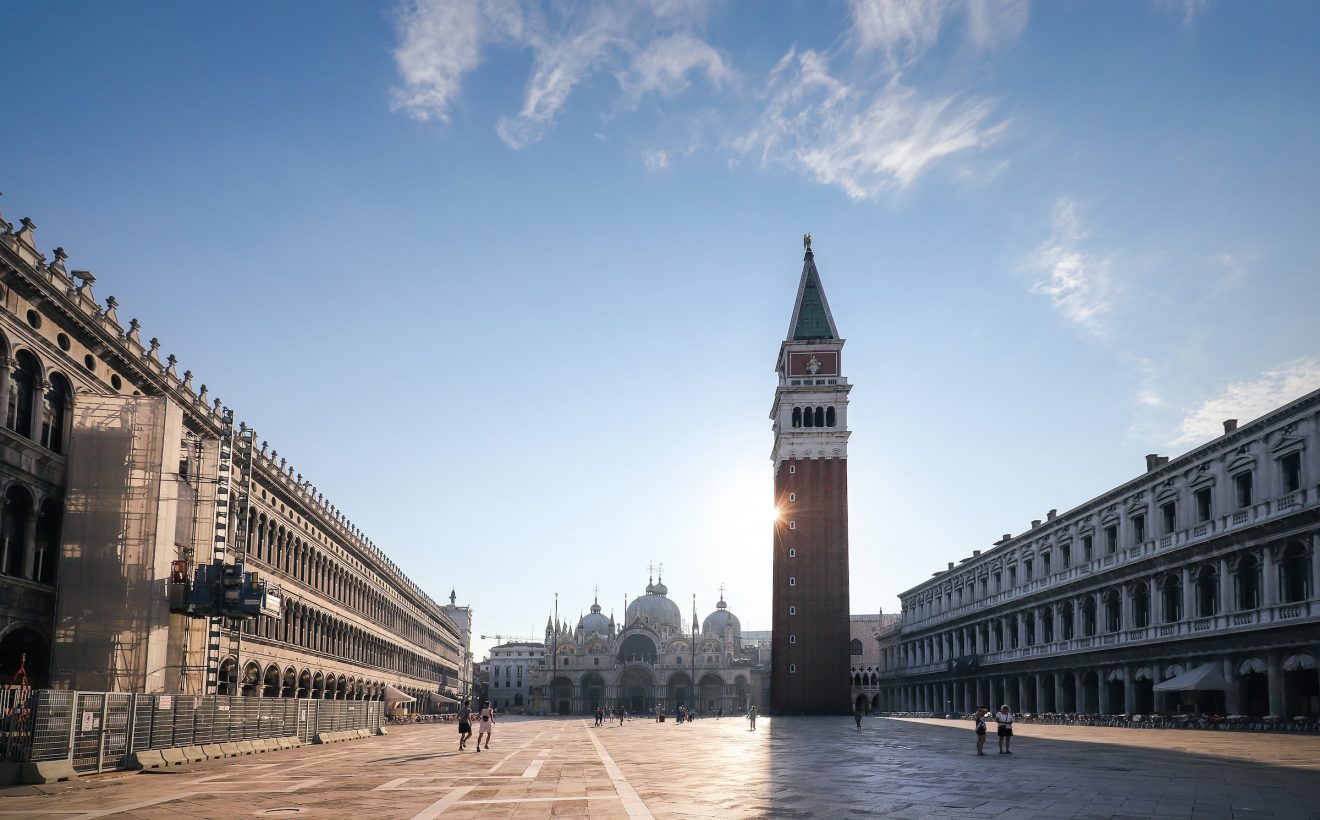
[3,1,1319,662]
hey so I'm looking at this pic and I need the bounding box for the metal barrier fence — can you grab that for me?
[1,691,383,773]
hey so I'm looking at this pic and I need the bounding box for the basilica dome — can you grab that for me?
[625,577,682,628]
[702,595,741,637]
[579,600,611,636]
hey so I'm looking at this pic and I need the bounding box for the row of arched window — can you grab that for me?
[791,406,836,428]
[242,598,457,682]
[246,511,459,659]
[897,542,1314,666]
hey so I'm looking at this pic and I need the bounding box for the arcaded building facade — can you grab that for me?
[529,577,763,716]
[0,204,468,705]
[875,389,1320,718]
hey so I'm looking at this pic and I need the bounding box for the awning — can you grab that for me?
[384,685,415,705]
[1153,662,1228,692]
[430,693,460,705]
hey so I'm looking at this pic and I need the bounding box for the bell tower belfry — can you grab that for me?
[770,234,852,715]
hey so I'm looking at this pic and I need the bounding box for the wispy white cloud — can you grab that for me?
[848,0,1029,66]
[392,0,1024,187]
[615,34,731,107]
[392,0,728,148]
[1023,199,1116,335]
[641,148,670,172]
[390,0,494,124]
[1170,356,1320,446]
[730,1,1024,199]
[1156,0,1211,27]
[736,51,1005,199]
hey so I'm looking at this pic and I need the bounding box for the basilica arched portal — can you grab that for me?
[619,667,654,714]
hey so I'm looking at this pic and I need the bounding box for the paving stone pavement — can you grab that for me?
[2,714,1318,818]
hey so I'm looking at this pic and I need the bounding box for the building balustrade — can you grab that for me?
[903,488,1314,631]
[882,597,1318,680]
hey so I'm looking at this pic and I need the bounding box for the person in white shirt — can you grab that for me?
[994,704,1014,754]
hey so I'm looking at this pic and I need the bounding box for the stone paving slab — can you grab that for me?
[2,715,1319,818]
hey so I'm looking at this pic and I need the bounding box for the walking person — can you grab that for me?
[854,703,863,729]
[457,699,473,751]
[994,704,1014,754]
[973,707,989,756]
[747,705,758,731]
[475,700,495,751]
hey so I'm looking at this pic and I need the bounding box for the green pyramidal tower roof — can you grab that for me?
[787,248,839,341]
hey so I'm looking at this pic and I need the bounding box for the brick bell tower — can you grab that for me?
[770,234,851,715]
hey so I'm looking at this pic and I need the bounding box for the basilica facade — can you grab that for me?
[529,576,764,716]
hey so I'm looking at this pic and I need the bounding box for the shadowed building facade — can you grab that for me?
[770,237,852,715]
[873,391,1320,719]
[0,202,468,704]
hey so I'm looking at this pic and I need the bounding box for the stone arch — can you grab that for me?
[241,661,261,696]
[698,672,724,712]
[263,664,281,697]
[298,668,311,698]
[218,657,239,695]
[580,672,606,712]
[311,670,325,699]
[6,350,42,440]
[0,624,51,688]
[282,666,297,697]
[1280,540,1312,603]
[666,671,693,711]
[41,372,72,453]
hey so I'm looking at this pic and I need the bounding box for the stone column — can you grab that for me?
[1016,614,1027,650]
[1074,671,1086,714]
[20,505,38,580]
[1311,534,1320,603]
[1262,546,1279,608]
[0,359,11,430]
[1181,565,1195,620]
[1149,576,1161,625]
[1054,674,1067,713]
[1218,557,1233,615]
[27,379,45,442]
[1034,674,1045,714]
[1098,671,1110,714]
[1267,652,1284,716]
[1223,658,1240,714]
[1123,667,1135,715]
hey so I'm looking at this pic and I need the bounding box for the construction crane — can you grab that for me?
[481,634,537,644]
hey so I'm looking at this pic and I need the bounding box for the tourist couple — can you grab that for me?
[973,705,1014,755]
[458,699,494,752]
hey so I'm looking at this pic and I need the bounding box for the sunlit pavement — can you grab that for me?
[3,715,1320,818]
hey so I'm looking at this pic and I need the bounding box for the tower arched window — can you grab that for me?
[802,407,813,427]
[825,407,835,427]
[814,407,825,427]
[40,374,71,453]
[6,352,40,440]
[792,407,801,428]
[850,639,863,656]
